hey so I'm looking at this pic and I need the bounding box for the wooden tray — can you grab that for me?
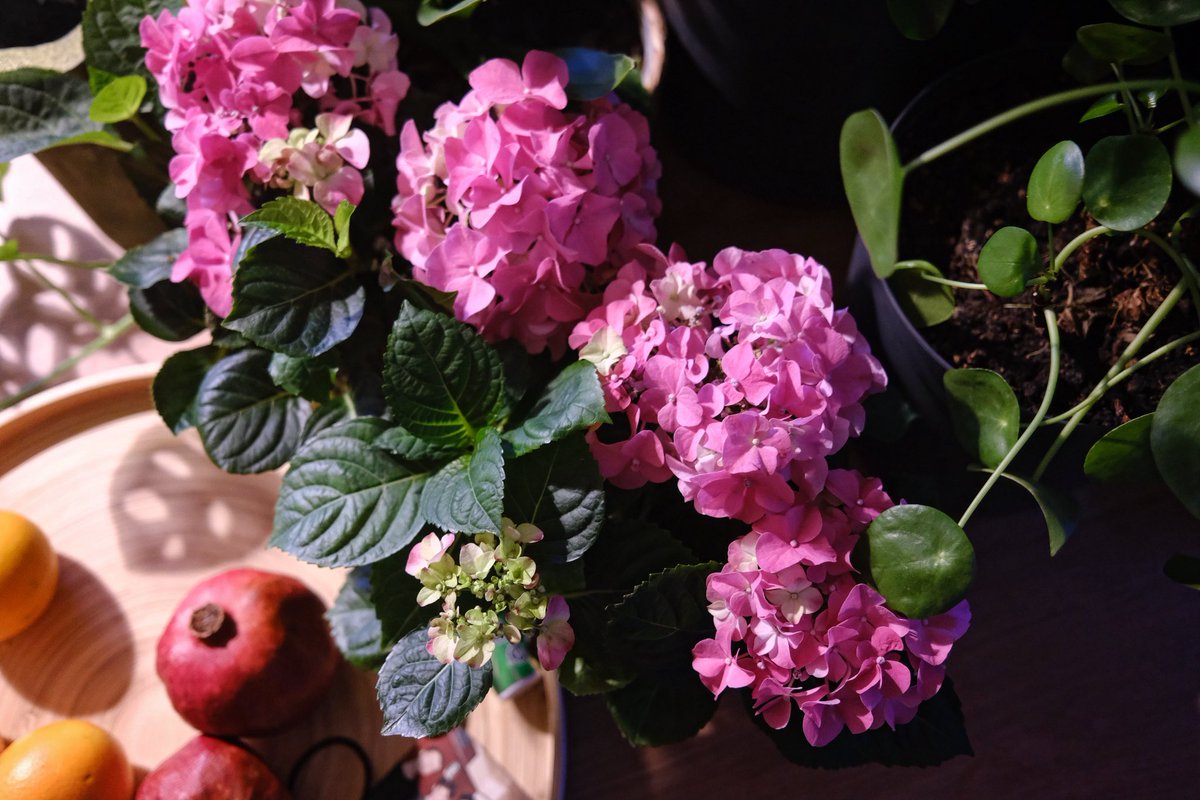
[0,364,562,799]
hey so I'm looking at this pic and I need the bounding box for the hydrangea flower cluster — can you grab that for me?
[406,519,574,670]
[691,469,971,746]
[569,245,887,522]
[141,0,409,315]
[392,50,662,356]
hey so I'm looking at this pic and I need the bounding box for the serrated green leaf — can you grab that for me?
[1077,23,1172,66]
[299,401,352,445]
[382,301,506,450]
[504,361,609,456]
[1107,0,1200,27]
[0,69,105,161]
[1175,125,1200,197]
[242,197,338,253]
[417,0,485,25]
[152,346,218,434]
[224,236,364,357]
[943,368,1020,468]
[505,435,605,563]
[863,504,974,618]
[333,199,355,257]
[558,48,638,101]
[108,228,187,287]
[271,417,431,566]
[1084,413,1160,484]
[88,74,146,123]
[1083,134,1173,231]
[329,567,389,669]
[1027,141,1085,224]
[1151,364,1200,519]
[989,470,1078,555]
[83,0,183,100]
[1163,553,1200,589]
[374,424,463,462]
[886,0,955,40]
[371,552,439,645]
[1080,93,1125,123]
[268,352,335,401]
[557,596,635,696]
[377,629,492,737]
[977,226,1038,297]
[889,260,955,328]
[195,349,311,473]
[586,519,695,592]
[419,428,505,534]
[605,673,716,747]
[609,562,717,668]
[841,109,903,278]
[128,279,206,342]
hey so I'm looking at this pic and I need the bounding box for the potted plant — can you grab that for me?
[840,1,1200,585]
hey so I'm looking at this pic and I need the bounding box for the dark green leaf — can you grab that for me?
[83,0,183,96]
[841,109,903,278]
[232,225,277,269]
[108,228,187,287]
[753,677,972,767]
[268,352,335,401]
[382,301,506,450]
[943,368,1020,467]
[977,226,1037,297]
[1077,23,1172,66]
[333,200,354,257]
[152,346,218,434]
[1175,125,1200,197]
[862,388,920,444]
[242,197,339,254]
[374,424,463,462]
[270,417,431,566]
[128,279,206,342]
[505,435,605,563]
[46,130,133,152]
[1150,363,1200,519]
[1079,94,1125,123]
[329,568,389,669]
[990,471,1078,555]
[863,504,975,618]
[195,349,311,473]
[1083,134,1173,231]
[1084,413,1160,483]
[299,401,351,444]
[558,48,638,101]
[558,596,635,696]
[0,69,104,161]
[1163,553,1200,589]
[1107,0,1200,26]
[88,74,146,123]
[155,186,186,227]
[888,260,955,328]
[377,629,492,737]
[371,552,441,645]
[419,428,505,534]
[1063,42,1112,84]
[504,361,609,456]
[586,518,696,592]
[609,563,717,668]
[886,0,955,40]
[224,236,364,357]
[605,673,716,747]
[417,0,485,26]
[1027,141,1085,224]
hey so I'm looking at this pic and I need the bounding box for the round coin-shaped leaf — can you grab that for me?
[1175,125,1200,197]
[1150,364,1200,519]
[1082,135,1173,231]
[1107,0,1200,26]
[1027,141,1085,223]
[977,226,1038,297]
[863,504,975,618]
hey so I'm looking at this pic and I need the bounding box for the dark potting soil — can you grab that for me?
[902,127,1198,428]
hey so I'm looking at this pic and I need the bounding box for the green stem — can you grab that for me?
[9,252,110,270]
[904,79,1200,172]
[1113,64,1145,132]
[17,261,103,329]
[130,114,163,144]
[0,313,135,411]
[1032,280,1187,480]
[918,273,989,291]
[1045,223,1057,278]
[1156,117,1189,135]
[1166,28,1195,126]
[958,308,1060,528]
[1052,226,1113,275]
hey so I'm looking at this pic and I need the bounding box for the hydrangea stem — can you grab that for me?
[958,308,1060,528]
[1032,280,1187,480]
[904,79,1200,172]
[0,313,135,411]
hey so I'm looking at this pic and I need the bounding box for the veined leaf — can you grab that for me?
[505,435,605,563]
[377,629,492,737]
[504,360,609,456]
[419,428,505,534]
[862,504,974,617]
[0,69,105,161]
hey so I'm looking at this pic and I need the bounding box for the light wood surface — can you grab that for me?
[0,364,562,799]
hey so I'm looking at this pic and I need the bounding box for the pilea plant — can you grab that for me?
[1,0,981,770]
[841,0,1200,589]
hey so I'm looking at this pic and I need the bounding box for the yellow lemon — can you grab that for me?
[0,719,133,800]
[0,509,59,641]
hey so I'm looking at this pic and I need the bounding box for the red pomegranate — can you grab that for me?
[136,735,292,799]
[156,568,339,736]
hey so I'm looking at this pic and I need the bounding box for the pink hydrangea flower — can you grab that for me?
[690,471,971,747]
[392,50,662,356]
[536,596,575,670]
[142,0,408,314]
